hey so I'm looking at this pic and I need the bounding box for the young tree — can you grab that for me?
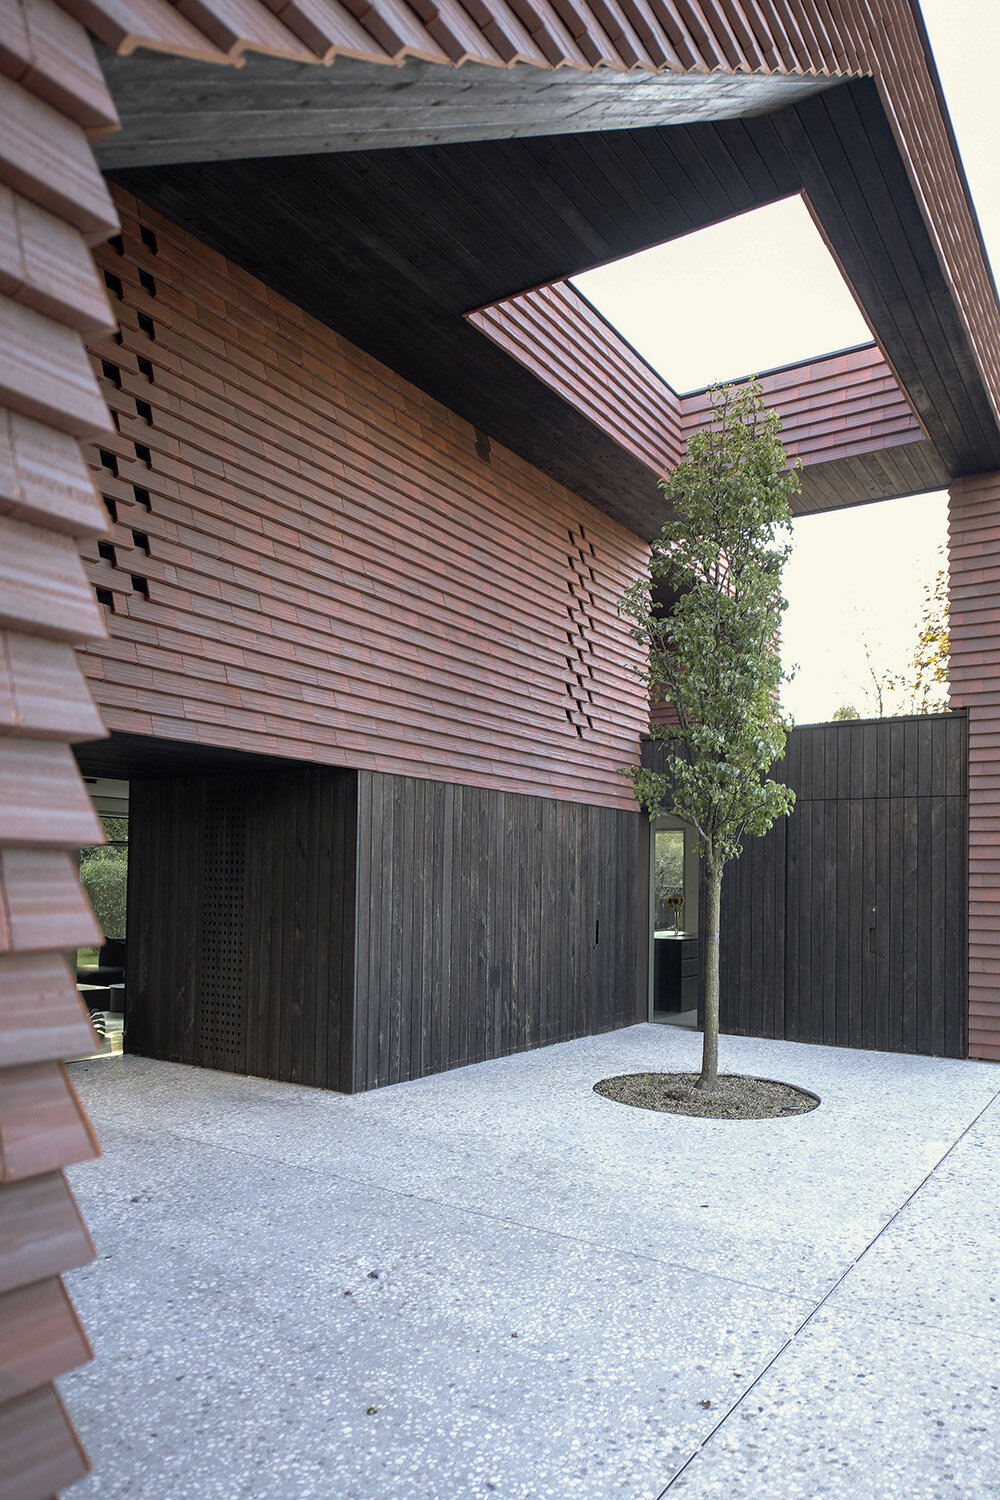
[619,380,799,1091]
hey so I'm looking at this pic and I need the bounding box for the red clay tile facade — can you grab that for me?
[473,286,925,504]
[949,470,1000,1059]
[80,190,651,808]
[0,1,115,1488]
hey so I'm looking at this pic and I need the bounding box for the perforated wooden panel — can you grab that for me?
[197,783,248,1068]
[80,195,650,809]
[126,768,356,1090]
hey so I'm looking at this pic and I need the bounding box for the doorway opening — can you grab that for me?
[650,815,699,1029]
[74,777,129,1059]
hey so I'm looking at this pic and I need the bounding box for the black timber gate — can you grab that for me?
[646,712,969,1058]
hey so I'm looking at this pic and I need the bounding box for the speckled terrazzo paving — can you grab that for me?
[62,1025,1000,1499]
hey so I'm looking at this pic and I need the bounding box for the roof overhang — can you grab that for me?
[93,49,838,168]
[86,1,1000,539]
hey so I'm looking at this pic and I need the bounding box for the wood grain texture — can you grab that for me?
[0,1172,93,1296]
[112,79,999,520]
[126,763,637,1093]
[0,634,106,742]
[0,1278,92,1401]
[0,1062,100,1183]
[0,954,97,1065]
[71,0,859,71]
[126,767,358,1090]
[89,2,1000,479]
[472,284,947,509]
[644,713,968,1059]
[352,769,638,1091]
[0,1384,89,1500]
[93,51,832,168]
[0,0,120,134]
[0,27,111,1495]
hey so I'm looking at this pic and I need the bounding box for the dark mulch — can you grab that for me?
[593,1072,820,1120]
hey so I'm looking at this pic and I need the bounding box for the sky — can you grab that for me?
[575,1,1000,725]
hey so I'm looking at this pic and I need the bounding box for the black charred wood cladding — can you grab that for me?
[351,772,637,1090]
[126,768,638,1091]
[126,768,358,1090]
[644,712,968,1059]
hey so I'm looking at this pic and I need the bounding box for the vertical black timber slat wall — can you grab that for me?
[350,771,639,1091]
[646,712,967,1058]
[779,713,967,1058]
[126,767,358,1088]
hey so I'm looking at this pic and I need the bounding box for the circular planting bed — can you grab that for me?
[593,1073,820,1120]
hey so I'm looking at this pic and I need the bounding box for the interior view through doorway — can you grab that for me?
[74,776,129,1060]
[650,815,699,1029]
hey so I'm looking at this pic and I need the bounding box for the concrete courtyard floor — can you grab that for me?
[63,1024,1000,1500]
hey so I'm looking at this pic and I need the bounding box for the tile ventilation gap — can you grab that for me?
[562,524,599,737]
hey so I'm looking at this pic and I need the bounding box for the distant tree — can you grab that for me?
[619,380,799,1091]
[862,637,900,717]
[906,556,949,713]
[100,814,129,846]
[831,704,860,721]
[653,840,685,909]
[79,846,127,940]
[857,552,949,718]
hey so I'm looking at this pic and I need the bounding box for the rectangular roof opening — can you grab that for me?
[572,195,874,394]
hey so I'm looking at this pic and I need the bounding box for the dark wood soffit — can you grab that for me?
[93,47,836,170]
[109,79,1000,537]
[772,83,1000,479]
[792,440,949,517]
[74,731,294,779]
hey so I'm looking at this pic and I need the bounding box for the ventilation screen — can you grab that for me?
[563,525,598,736]
[198,784,248,1062]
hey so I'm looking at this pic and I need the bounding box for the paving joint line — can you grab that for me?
[98,1121,824,1308]
[654,1084,1000,1497]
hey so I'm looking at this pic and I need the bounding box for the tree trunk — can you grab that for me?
[698,859,723,1091]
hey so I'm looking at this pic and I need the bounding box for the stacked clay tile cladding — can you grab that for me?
[949,471,1000,1061]
[65,0,1000,440]
[473,285,931,510]
[80,190,650,807]
[468,282,685,481]
[0,0,123,1492]
[682,345,927,500]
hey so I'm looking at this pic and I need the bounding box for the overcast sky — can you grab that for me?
[575,1,1000,725]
